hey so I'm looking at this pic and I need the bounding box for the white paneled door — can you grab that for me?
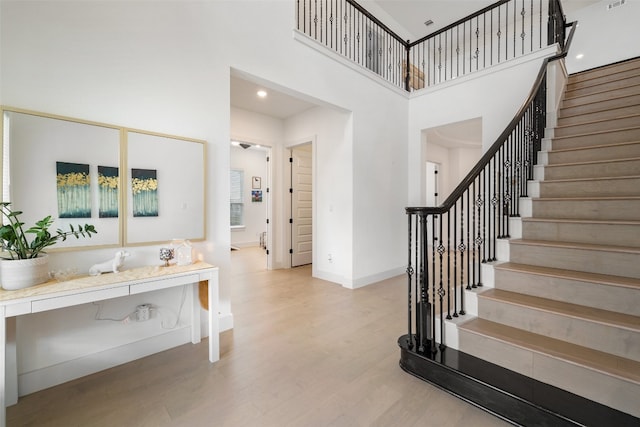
[291,145,312,267]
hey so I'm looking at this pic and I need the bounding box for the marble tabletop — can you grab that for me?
[0,261,215,303]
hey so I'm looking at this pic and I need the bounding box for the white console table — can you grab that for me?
[0,261,219,427]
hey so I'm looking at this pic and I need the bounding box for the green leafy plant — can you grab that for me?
[0,202,97,260]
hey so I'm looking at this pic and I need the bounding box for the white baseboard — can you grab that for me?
[350,266,406,289]
[313,265,406,289]
[18,327,192,397]
[219,313,234,332]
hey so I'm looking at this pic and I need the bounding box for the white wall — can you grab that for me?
[284,106,354,285]
[423,142,482,204]
[565,0,640,74]
[407,46,558,206]
[0,0,410,389]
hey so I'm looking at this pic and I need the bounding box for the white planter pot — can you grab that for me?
[0,255,50,290]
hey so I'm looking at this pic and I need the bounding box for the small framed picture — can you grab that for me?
[252,190,263,202]
[252,176,261,189]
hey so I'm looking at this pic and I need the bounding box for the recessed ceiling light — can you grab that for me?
[257,90,267,98]
[576,53,584,59]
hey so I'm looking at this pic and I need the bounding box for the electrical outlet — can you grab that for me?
[136,304,151,322]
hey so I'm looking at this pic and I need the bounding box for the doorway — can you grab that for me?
[425,161,440,207]
[290,144,312,267]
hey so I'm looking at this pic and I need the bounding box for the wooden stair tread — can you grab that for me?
[552,125,640,140]
[542,156,640,168]
[478,288,640,332]
[521,218,640,226]
[541,175,640,183]
[510,238,640,254]
[460,318,640,384]
[568,60,640,85]
[565,81,640,100]
[560,92,640,114]
[555,112,640,131]
[535,195,640,201]
[563,82,640,102]
[494,262,640,290]
[546,140,640,153]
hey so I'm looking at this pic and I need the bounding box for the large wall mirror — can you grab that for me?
[1,107,206,251]
[125,130,205,245]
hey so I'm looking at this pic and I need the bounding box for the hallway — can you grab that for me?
[8,247,509,426]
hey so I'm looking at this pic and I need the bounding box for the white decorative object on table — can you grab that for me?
[172,239,193,266]
[88,250,130,276]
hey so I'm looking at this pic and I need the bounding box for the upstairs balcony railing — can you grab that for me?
[296,0,568,91]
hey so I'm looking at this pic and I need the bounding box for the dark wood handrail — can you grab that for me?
[407,20,577,216]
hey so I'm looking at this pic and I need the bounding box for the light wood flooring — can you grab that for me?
[7,247,510,426]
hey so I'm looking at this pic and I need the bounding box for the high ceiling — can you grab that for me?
[372,0,601,41]
[231,0,601,121]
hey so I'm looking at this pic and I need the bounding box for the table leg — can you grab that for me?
[1,307,6,427]
[190,282,201,344]
[208,269,219,363]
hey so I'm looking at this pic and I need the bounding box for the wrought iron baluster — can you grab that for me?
[431,215,437,354]
[492,157,498,259]
[539,0,543,48]
[483,12,487,68]
[506,1,509,61]
[439,212,447,351]
[475,16,480,70]
[514,0,517,58]
[497,5,502,63]
[471,180,477,288]
[453,204,458,318]
[419,213,427,353]
[490,8,494,66]
[477,175,484,287]
[531,0,534,52]
[407,213,413,349]
[444,31,448,82]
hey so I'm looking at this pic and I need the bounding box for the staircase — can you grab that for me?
[457,58,640,421]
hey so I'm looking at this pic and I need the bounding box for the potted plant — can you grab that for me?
[0,202,97,290]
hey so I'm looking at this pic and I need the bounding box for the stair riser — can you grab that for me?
[555,115,640,138]
[567,66,640,92]
[565,74,640,98]
[458,330,640,418]
[494,267,640,316]
[543,159,640,180]
[539,177,640,198]
[532,199,640,221]
[477,297,640,361]
[559,93,640,118]
[552,128,640,150]
[546,143,640,164]
[510,243,640,279]
[522,220,640,248]
[561,85,640,108]
[558,105,640,127]
[569,60,640,85]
